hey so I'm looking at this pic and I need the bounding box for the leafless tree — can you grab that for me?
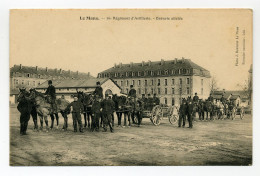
[209,75,219,93]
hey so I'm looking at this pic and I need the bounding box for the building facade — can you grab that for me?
[98,58,211,106]
[10,64,93,91]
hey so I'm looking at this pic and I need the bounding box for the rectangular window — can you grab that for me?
[138,71,141,76]
[187,87,190,94]
[172,98,175,105]
[158,79,160,86]
[201,79,204,86]
[145,80,147,86]
[179,88,182,95]
[164,98,167,105]
[165,88,168,94]
[172,79,175,85]
[132,80,135,86]
[138,88,141,94]
[165,79,167,86]
[187,78,190,84]
[121,81,123,86]
[138,80,141,86]
[27,73,30,78]
[179,78,182,85]
[151,79,154,86]
[158,88,161,95]
[126,88,129,94]
[126,80,129,86]
[201,88,203,95]
[145,88,147,94]
[151,88,154,95]
[172,88,175,94]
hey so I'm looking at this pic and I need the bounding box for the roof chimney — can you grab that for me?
[174,58,178,64]
[46,67,48,72]
[130,62,133,67]
[36,66,38,71]
[142,61,145,67]
[148,60,151,66]
[60,69,62,74]
[161,59,165,65]
[182,57,185,63]
[20,64,22,69]
[119,62,122,68]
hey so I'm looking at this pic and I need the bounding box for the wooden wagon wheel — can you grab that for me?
[168,106,179,125]
[150,105,162,126]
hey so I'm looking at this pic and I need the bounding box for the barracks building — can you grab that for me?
[98,58,211,106]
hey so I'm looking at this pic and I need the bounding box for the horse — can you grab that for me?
[29,89,69,131]
[77,91,93,128]
[17,89,35,135]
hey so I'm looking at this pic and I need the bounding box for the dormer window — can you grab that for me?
[151,71,154,76]
[126,72,128,77]
[138,71,141,76]
[157,70,161,76]
[179,69,181,74]
[165,70,169,75]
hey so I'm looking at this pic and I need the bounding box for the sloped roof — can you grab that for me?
[212,90,247,100]
[99,58,211,78]
[10,65,94,79]
[36,78,120,89]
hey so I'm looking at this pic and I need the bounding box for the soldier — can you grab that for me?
[60,95,69,131]
[101,94,115,132]
[178,99,187,128]
[94,81,103,98]
[153,94,160,106]
[141,94,148,110]
[128,85,136,98]
[220,94,226,104]
[147,94,154,111]
[198,99,205,121]
[208,93,214,102]
[66,96,84,133]
[91,96,102,132]
[192,93,199,103]
[187,99,194,128]
[45,80,57,113]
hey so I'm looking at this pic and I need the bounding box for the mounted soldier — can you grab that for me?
[153,93,160,106]
[192,93,199,104]
[45,80,56,112]
[94,81,103,99]
[128,85,136,99]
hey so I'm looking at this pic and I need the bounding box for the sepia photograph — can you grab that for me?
[9,9,253,166]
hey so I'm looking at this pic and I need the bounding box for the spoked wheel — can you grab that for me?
[150,105,162,126]
[168,106,179,124]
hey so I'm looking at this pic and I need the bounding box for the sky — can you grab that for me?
[10,9,252,90]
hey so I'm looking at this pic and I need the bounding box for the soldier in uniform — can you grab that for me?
[91,96,102,132]
[128,85,136,98]
[66,96,84,133]
[147,94,154,111]
[45,80,57,113]
[141,94,148,110]
[178,98,187,128]
[60,95,69,130]
[187,99,194,128]
[208,93,214,103]
[94,81,103,99]
[153,94,160,106]
[192,93,199,103]
[101,94,115,132]
[220,94,226,104]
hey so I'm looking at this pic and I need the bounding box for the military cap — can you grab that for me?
[48,80,52,84]
[96,81,100,85]
[130,85,133,88]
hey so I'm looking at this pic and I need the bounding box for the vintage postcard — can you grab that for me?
[9,9,252,166]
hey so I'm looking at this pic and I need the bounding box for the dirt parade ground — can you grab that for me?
[9,105,252,166]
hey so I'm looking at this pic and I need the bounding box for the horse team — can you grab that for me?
[16,87,244,135]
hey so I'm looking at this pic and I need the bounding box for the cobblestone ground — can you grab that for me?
[9,105,252,166]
